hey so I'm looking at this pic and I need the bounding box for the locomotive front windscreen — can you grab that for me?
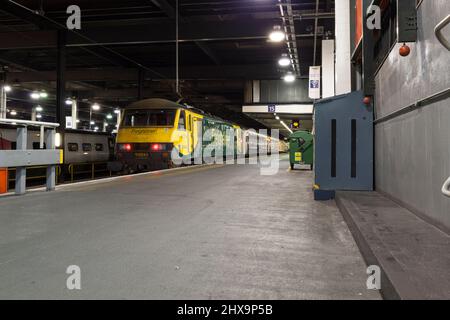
[122,109,176,127]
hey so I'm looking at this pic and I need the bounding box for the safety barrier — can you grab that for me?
[3,162,113,191]
[6,165,62,187]
[0,118,61,195]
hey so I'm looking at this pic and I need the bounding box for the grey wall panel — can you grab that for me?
[375,0,450,230]
[375,99,450,229]
[374,0,450,119]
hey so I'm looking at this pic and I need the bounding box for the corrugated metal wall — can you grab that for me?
[374,0,450,230]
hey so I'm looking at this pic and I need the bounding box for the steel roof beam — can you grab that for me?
[6,64,283,82]
[0,24,318,50]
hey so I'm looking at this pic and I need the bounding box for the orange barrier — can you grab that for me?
[0,168,7,194]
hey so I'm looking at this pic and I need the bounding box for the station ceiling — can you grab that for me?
[0,0,335,130]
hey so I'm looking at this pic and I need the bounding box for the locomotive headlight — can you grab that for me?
[118,143,132,152]
[55,133,61,148]
[151,143,162,151]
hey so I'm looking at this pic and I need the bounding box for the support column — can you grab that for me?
[45,129,56,191]
[71,99,78,129]
[335,0,352,95]
[362,0,375,96]
[322,39,335,98]
[56,30,66,130]
[0,86,7,119]
[116,110,121,129]
[31,108,37,121]
[15,126,27,195]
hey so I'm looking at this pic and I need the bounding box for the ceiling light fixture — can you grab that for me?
[92,103,100,111]
[278,54,291,67]
[269,25,285,42]
[30,92,40,99]
[283,72,296,83]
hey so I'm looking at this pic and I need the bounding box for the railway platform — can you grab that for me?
[0,157,380,299]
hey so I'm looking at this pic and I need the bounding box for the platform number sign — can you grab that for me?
[268,105,276,113]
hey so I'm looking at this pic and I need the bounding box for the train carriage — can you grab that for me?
[110,98,288,173]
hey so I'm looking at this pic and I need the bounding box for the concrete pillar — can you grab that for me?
[31,108,37,122]
[116,110,121,129]
[0,86,7,119]
[335,0,352,95]
[45,129,56,191]
[89,109,93,131]
[252,80,260,103]
[15,126,27,195]
[56,30,66,130]
[322,39,335,98]
[71,99,78,129]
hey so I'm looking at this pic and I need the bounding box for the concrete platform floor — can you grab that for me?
[0,157,380,299]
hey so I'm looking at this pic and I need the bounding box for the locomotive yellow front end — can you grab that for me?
[112,99,183,173]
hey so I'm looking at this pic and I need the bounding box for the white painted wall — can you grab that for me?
[321,39,335,98]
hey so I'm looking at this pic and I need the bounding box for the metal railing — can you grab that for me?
[0,118,60,195]
[68,162,112,183]
[7,165,62,184]
[374,87,450,124]
[4,161,113,191]
[435,14,450,51]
